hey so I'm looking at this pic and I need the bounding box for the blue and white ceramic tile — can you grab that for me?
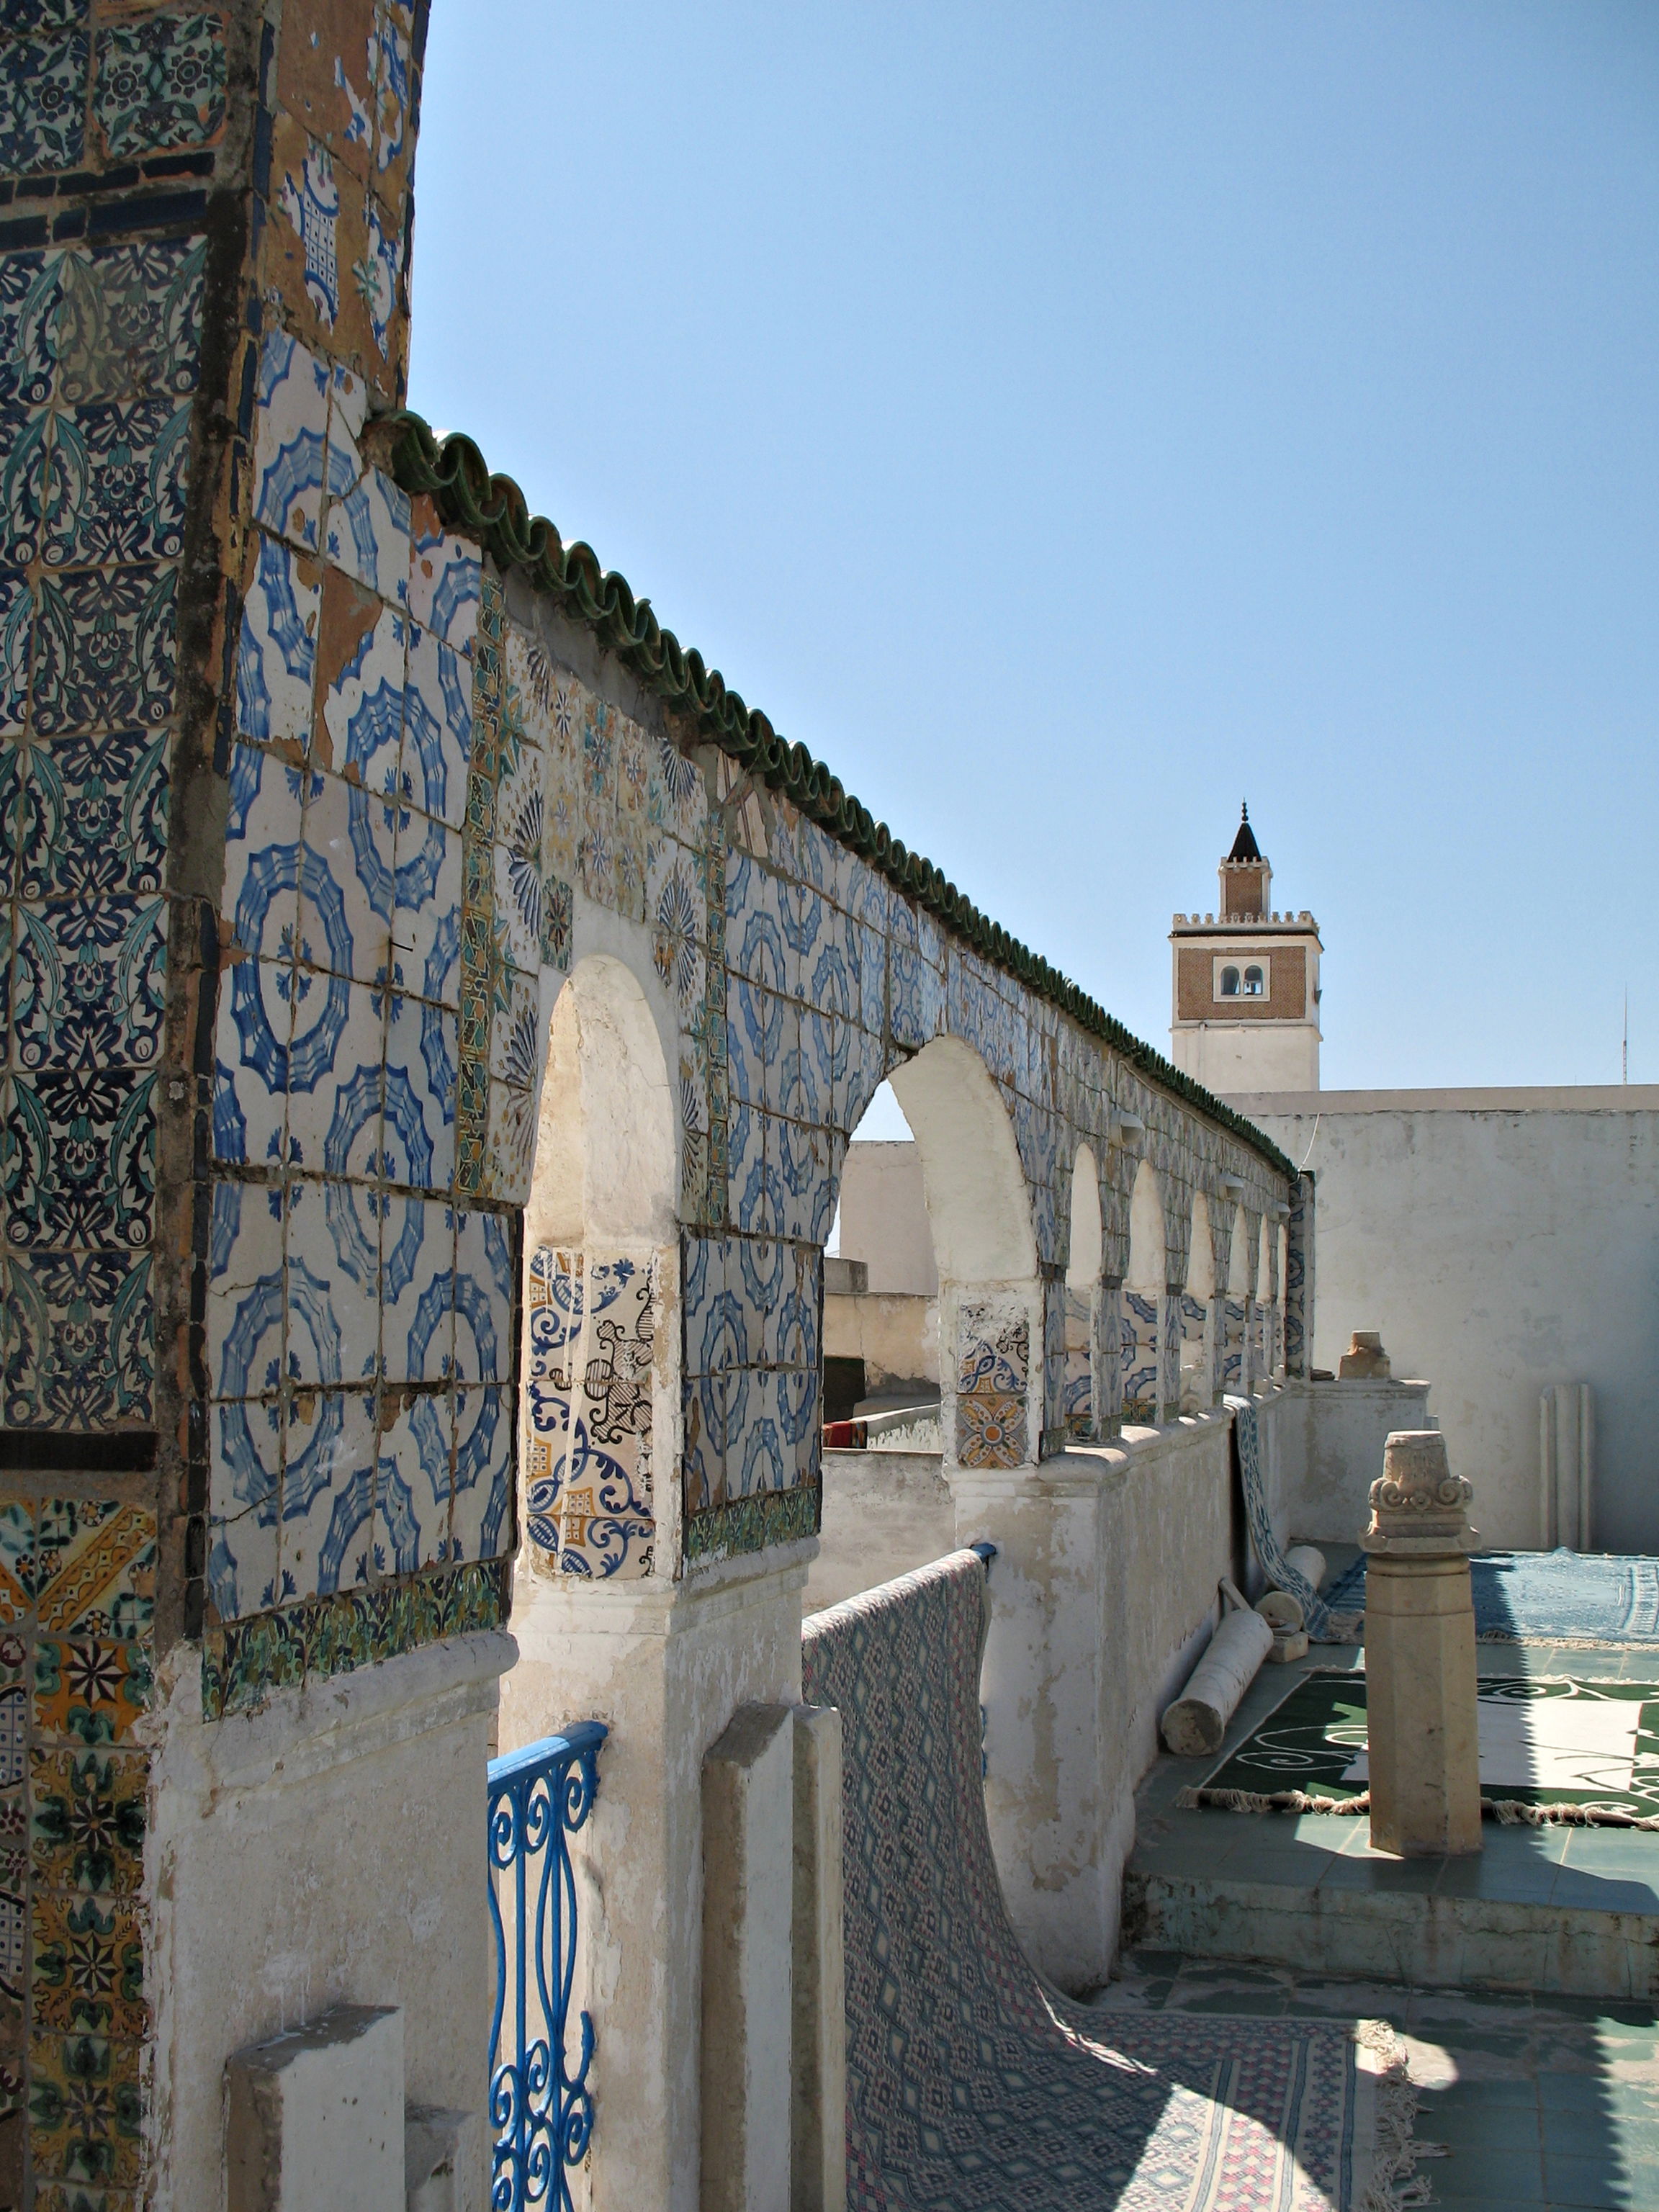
[732,1370,786,1498]
[281,974,385,1181]
[774,1117,823,1245]
[298,765,393,986]
[810,1130,844,1245]
[205,1178,285,1398]
[380,1201,454,1387]
[453,1385,513,1561]
[383,988,455,1195]
[253,329,329,550]
[454,1208,513,1384]
[680,1231,725,1377]
[734,1236,783,1365]
[403,620,470,833]
[322,365,409,605]
[207,1501,279,1624]
[410,513,480,654]
[376,1392,451,1570]
[317,593,405,802]
[282,1386,378,1603]
[236,528,318,750]
[728,1099,773,1238]
[287,1186,379,1386]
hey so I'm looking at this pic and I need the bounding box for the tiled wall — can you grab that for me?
[0,0,1297,2191]
[206,322,514,1717]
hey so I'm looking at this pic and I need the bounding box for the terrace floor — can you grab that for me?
[1093,1951,1659,2210]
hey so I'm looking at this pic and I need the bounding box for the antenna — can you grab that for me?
[1623,987,1629,1084]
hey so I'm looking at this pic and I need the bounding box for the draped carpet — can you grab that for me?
[801,1550,1427,2209]
[1322,1548,1659,1646]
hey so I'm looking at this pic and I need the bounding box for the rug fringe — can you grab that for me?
[1352,2018,1442,2211]
[1177,1784,1659,1830]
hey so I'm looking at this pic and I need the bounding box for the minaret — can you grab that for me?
[1169,805,1321,1095]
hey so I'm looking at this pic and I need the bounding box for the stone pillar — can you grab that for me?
[1095,1277,1124,1434]
[1362,1431,1482,1858]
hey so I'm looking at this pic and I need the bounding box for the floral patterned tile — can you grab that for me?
[31,1885,145,2038]
[32,1502,154,1642]
[9,898,164,1075]
[30,1748,145,1898]
[0,27,87,177]
[1,1069,155,1253]
[14,725,167,902]
[27,2026,143,2190]
[42,395,192,571]
[0,1249,153,1431]
[30,564,176,737]
[93,11,226,158]
[33,1636,150,1750]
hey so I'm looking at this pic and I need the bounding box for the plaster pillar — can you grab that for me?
[1362,1432,1482,1859]
[948,1463,1112,1994]
[503,1547,811,2212]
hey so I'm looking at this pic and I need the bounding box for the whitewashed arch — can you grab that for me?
[1067,1144,1103,1291]
[1126,1158,1166,1294]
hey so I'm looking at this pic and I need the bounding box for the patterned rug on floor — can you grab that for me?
[801,1552,1428,2209]
[1321,1549,1659,1644]
[1184,1670,1659,1822]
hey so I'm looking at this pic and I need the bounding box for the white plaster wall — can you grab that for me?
[950,1410,1235,1992]
[837,1141,938,1295]
[1269,1377,1437,1547]
[145,1631,513,2210]
[501,1547,811,2212]
[807,1449,955,1614]
[1237,1089,1659,1551]
[1172,1020,1320,1094]
[822,1290,940,1390]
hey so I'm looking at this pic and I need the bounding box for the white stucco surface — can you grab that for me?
[836,1141,938,1295]
[1271,1377,1437,1547]
[1236,1089,1659,1550]
[147,1631,513,2212]
[502,1547,811,2212]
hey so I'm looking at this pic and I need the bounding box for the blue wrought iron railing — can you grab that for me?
[487,1723,608,2212]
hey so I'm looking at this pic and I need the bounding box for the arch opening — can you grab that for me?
[1123,1159,1165,1422]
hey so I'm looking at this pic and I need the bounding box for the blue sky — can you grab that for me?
[410,2,1658,1093]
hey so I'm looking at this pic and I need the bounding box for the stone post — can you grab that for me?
[1362,1431,1482,1858]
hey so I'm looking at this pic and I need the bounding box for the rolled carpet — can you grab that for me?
[803,1548,1429,2211]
